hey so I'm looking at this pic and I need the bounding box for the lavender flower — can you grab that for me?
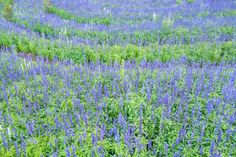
[66,147,71,157]
[206,100,213,115]
[217,129,222,143]
[26,121,35,136]
[200,146,203,156]
[14,142,20,156]
[1,134,9,150]
[140,103,143,135]
[115,130,120,143]
[2,85,9,106]
[71,145,76,157]
[210,140,215,155]
[147,140,152,150]
[100,123,106,141]
[92,133,97,146]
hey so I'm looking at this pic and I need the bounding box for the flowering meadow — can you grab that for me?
[0,0,236,156]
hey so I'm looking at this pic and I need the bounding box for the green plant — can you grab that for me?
[2,0,13,21]
[186,0,194,3]
[43,0,51,12]
[1,32,236,64]
[45,4,112,26]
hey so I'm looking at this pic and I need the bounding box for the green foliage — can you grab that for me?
[216,10,236,17]
[0,0,236,156]
[10,17,57,37]
[176,0,182,5]
[162,17,174,29]
[0,32,236,64]
[1,0,13,21]
[186,0,194,3]
[32,23,56,37]
[45,4,112,26]
[198,11,210,17]
[43,0,51,11]
[219,26,234,36]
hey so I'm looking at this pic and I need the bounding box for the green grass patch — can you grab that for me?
[216,10,236,17]
[45,4,112,26]
[0,0,13,21]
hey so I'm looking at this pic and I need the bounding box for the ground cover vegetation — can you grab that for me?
[0,0,236,156]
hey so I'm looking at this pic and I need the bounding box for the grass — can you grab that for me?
[0,0,13,21]
[45,4,112,26]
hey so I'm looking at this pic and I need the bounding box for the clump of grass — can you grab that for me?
[176,0,182,5]
[45,4,112,26]
[43,0,51,12]
[186,0,194,3]
[2,0,13,21]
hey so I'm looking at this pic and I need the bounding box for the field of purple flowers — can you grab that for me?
[0,0,236,156]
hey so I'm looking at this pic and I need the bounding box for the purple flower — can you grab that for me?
[100,123,106,141]
[14,141,20,156]
[21,136,27,156]
[104,85,109,97]
[210,140,215,155]
[66,147,71,157]
[72,145,76,157]
[92,88,98,104]
[118,113,123,125]
[74,114,80,128]
[140,103,143,135]
[91,150,95,157]
[115,130,120,143]
[163,93,170,105]
[124,125,131,147]
[123,80,128,94]
[69,114,74,127]
[200,146,203,155]
[217,129,222,143]
[148,140,152,150]
[176,128,186,145]
[26,121,35,136]
[98,146,104,155]
[92,133,97,146]
[14,83,18,96]
[33,102,38,113]
[206,100,213,115]
[54,117,60,130]
[83,113,88,128]
[1,134,9,150]
[52,151,58,157]
[185,70,193,91]
[97,82,102,99]
[146,81,151,102]
[174,150,181,157]
[195,84,201,97]
[2,84,9,106]
[175,137,180,145]
[197,103,202,121]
